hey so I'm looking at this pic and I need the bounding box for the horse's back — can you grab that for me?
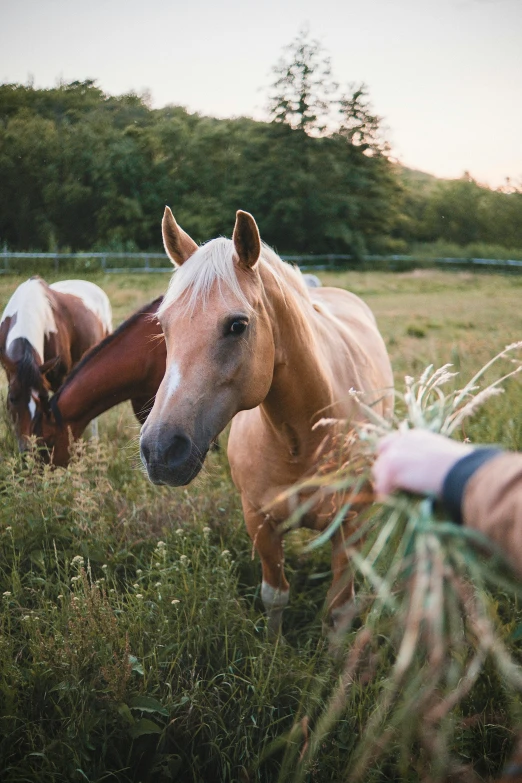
[309,286,393,418]
[50,280,112,334]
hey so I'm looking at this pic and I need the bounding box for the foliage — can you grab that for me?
[267,27,338,135]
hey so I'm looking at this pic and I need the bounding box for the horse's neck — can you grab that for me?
[57,325,155,427]
[260,275,334,461]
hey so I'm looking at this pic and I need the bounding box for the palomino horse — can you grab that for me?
[0,277,112,450]
[140,209,393,633]
[32,298,166,467]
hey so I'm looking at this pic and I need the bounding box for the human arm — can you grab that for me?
[372,430,522,576]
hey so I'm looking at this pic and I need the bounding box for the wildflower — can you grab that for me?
[136,569,142,576]
[221,550,231,557]
[154,562,161,568]
[6,526,12,532]
[155,582,161,587]
[101,564,108,571]
[157,539,167,547]
[22,615,30,621]
[57,594,63,600]
[72,596,79,602]
[171,599,180,605]
[136,594,143,600]
[70,576,80,583]
[3,591,11,597]
[202,526,211,534]
[175,529,184,536]
[71,555,84,567]
[133,583,139,589]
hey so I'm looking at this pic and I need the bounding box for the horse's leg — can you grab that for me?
[89,418,99,438]
[242,497,289,636]
[326,525,355,635]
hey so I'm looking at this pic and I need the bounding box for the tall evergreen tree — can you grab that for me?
[267,28,338,136]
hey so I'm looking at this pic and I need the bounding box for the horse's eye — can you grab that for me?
[227,319,248,336]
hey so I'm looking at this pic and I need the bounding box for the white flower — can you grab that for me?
[101,564,108,570]
[154,562,161,568]
[3,591,11,597]
[22,615,30,621]
[175,529,184,536]
[71,555,84,567]
[221,550,230,557]
[57,594,63,600]
[133,583,139,589]
[171,599,180,605]
[136,594,143,600]
[156,540,167,547]
[136,569,142,576]
[155,582,161,587]
[202,526,211,534]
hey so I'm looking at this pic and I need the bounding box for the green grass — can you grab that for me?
[1,269,522,781]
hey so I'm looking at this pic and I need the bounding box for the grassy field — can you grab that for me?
[1,268,522,782]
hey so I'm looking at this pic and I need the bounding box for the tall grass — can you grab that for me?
[2,270,522,781]
[276,346,522,782]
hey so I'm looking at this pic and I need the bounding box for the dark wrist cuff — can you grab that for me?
[442,448,503,525]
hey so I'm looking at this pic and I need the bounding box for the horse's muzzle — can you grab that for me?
[140,429,206,487]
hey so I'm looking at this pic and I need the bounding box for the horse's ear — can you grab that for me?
[162,206,198,267]
[0,348,16,375]
[39,356,60,380]
[233,211,261,270]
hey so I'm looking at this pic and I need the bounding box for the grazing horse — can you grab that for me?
[140,209,394,633]
[32,298,166,467]
[0,277,112,450]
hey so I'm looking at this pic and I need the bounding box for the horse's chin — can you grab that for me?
[143,452,207,487]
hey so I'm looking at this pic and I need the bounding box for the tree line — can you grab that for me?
[0,31,520,256]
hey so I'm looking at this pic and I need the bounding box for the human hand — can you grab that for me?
[372,430,474,499]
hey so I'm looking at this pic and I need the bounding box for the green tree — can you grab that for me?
[267,28,337,136]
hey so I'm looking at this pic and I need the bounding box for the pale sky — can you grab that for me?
[1,0,521,187]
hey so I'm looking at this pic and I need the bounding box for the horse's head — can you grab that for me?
[0,345,57,451]
[140,208,275,486]
[31,396,71,467]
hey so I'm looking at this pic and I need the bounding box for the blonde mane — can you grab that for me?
[158,238,311,317]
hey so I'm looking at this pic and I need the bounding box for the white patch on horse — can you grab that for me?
[166,362,182,399]
[50,280,113,333]
[261,581,290,611]
[28,394,37,419]
[1,279,57,362]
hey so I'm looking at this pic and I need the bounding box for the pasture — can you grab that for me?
[1,268,522,782]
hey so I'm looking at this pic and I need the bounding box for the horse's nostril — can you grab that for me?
[140,442,151,463]
[164,435,191,469]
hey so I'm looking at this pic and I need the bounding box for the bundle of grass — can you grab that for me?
[276,343,522,782]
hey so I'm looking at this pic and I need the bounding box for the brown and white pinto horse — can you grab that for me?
[32,298,165,467]
[0,277,112,450]
[140,209,394,633]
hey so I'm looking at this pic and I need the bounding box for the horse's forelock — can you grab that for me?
[15,339,43,392]
[158,238,310,319]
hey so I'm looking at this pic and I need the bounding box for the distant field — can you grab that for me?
[1,268,522,782]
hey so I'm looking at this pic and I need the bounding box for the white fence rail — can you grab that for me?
[1,250,522,274]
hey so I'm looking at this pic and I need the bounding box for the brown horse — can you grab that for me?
[0,277,112,450]
[32,298,166,467]
[140,208,394,634]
